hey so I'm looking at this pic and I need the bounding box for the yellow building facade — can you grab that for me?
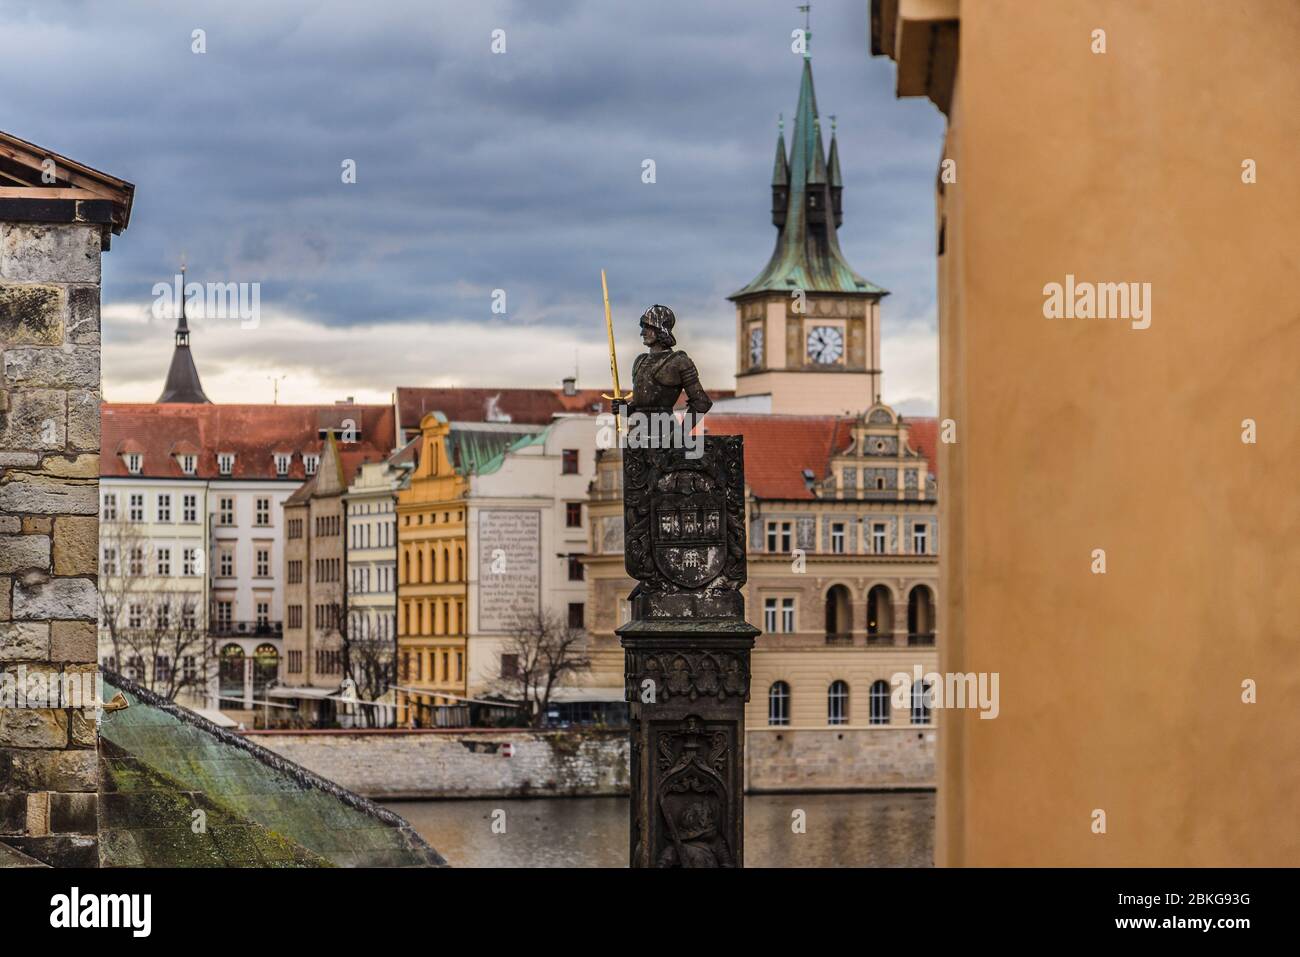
[396,413,468,725]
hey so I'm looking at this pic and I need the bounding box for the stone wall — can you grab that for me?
[746,727,936,792]
[245,728,630,800]
[244,725,936,799]
[0,222,103,867]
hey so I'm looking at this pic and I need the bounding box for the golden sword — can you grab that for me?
[600,269,631,432]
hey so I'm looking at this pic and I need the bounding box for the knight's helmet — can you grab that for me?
[639,304,677,348]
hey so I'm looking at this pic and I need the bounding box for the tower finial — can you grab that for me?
[798,4,811,59]
[778,112,784,132]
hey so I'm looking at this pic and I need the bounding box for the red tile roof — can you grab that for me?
[703,413,938,500]
[395,385,736,434]
[100,403,397,481]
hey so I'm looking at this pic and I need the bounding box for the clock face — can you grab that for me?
[748,326,764,366]
[806,326,844,365]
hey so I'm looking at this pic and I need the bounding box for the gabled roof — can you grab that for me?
[0,130,134,245]
[100,402,397,481]
[703,412,937,499]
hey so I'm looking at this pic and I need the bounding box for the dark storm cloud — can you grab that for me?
[1,0,943,385]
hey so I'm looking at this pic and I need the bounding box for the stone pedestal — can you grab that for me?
[616,434,759,867]
[621,623,756,867]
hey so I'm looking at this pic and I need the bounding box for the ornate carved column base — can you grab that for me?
[621,623,758,868]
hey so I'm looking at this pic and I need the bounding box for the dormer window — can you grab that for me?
[274,453,291,477]
[179,454,197,475]
[124,453,143,474]
[303,454,320,476]
[217,453,235,476]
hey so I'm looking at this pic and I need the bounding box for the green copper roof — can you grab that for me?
[449,424,543,476]
[732,57,886,299]
[98,674,445,867]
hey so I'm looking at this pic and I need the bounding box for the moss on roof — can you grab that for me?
[99,674,445,867]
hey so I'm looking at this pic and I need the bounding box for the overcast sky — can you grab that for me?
[1,0,945,412]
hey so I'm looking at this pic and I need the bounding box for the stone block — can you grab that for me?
[0,452,40,468]
[0,223,100,283]
[0,388,66,451]
[66,285,100,344]
[52,516,96,575]
[0,621,50,660]
[21,517,51,534]
[0,474,97,514]
[49,791,97,834]
[0,793,25,832]
[0,576,10,620]
[13,577,96,620]
[0,748,98,791]
[0,709,69,748]
[50,621,96,663]
[3,345,99,389]
[70,708,97,747]
[0,284,65,345]
[66,390,100,451]
[38,453,98,479]
[0,534,50,573]
[0,516,18,533]
[0,834,97,867]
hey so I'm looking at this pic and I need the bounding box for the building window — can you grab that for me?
[763,597,795,633]
[218,548,233,577]
[156,494,171,523]
[182,605,197,630]
[870,680,891,725]
[501,654,519,679]
[287,605,302,629]
[155,547,171,577]
[101,493,118,521]
[255,497,271,526]
[256,602,270,628]
[179,454,197,475]
[912,522,928,555]
[565,502,582,527]
[830,522,846,553]
[568,602,585,629]
[128,548,144,577]
[562,449,579,474]
[828,680,849,726]
[215,601,233,630]
[102,548,118,576]
[217,453,235,475]
[129,494,144,523]
[218,497,234,526]
[125,453,142,474]
[255,548,270,577]
[288,560,302,584]
[288,650,302,673]
[183,494,198,523]
[766,521,792,553]
[872,523,887,554]
[768,681,790,726]
[274,453,291,476]
[156,602,170,630]
[304,454,320,476]
[128,604,143,628]
[911,680,933,725]
[568,554,585,581]
[183,548,199,577]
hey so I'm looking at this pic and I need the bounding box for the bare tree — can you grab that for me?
[331,601,396,728]
[98,521,211,702]
[491,610,592,728]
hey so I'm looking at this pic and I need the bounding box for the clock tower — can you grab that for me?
[730,45,887,415]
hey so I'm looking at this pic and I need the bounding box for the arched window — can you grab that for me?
[403,550,411,583]
[828,680,849,725]
[416,549,424,582]
[908,585,936,646]
[824,584,852,643]
[768,681,790,726]
[911,679,933,725]
[867,585,894,645]
[869,680,891,725]
[253,643,279,691]
[218,643,245,697]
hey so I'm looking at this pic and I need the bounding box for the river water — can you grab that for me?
[386,791,934,867]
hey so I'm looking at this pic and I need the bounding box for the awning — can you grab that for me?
[266,686,339,700]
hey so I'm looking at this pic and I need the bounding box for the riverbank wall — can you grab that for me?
[242,726,935,799]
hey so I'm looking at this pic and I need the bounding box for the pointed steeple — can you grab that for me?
[157,262,212,403]
[731,48,885,298]
[771,115,789,227]
[828,115,843,227]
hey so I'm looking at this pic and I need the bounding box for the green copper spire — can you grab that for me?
[731,53,886,299]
